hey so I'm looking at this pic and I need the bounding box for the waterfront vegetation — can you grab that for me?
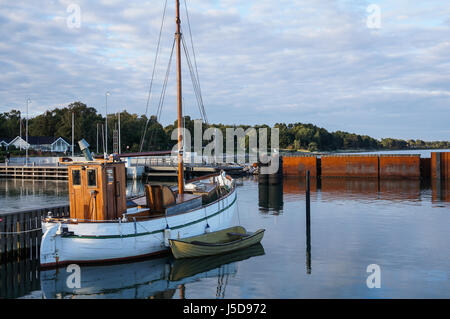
[0,102,449,155]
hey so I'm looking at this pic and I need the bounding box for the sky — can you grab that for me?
[0,0,449,141]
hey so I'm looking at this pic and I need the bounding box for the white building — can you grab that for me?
[1,136,72,153]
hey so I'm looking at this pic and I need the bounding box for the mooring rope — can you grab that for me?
[0,228,42,235]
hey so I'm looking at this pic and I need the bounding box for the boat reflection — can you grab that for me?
[40,244,265,299]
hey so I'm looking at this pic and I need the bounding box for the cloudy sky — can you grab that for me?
[0,0,449,140]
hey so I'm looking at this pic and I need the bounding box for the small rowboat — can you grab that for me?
[169,226,265,259]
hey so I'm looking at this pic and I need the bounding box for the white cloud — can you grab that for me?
[0,0,448,140]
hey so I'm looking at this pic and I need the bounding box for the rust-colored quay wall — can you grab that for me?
[431,152,450,179]
[320,155,378,178]
[379,155,420,179]
[282,156,317,176]
[283,152,449,179]
[431,152,438,179]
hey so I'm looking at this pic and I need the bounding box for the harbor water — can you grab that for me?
[0,175,449,299]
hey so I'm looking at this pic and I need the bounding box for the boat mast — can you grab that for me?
[176,0,185,195]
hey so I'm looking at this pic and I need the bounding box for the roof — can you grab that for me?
[0,137,14,144]
[1,136,70,145]
[27,136,56,145]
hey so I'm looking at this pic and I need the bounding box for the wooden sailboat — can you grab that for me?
[39,0,237,268]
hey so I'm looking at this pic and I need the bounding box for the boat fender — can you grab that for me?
[55,222,63,235]
[164,226,171,247]
[205,223,211,233]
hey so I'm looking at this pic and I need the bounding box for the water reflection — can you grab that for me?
[0,179,68,198]
[277,177,449,204]
[0,179,145,212]
[258,182,283,213]
[0,179,69,211]
[305,199,311,275]
[433,179,450,203]
[39,244,265,299]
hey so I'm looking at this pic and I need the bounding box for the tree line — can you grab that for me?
[0,102,448,155]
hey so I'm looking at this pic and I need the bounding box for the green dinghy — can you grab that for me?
[169,226,265,259]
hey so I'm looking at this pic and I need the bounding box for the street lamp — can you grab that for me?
[105,91,110,158]
[25,98,31,166]
[118,110,121,154]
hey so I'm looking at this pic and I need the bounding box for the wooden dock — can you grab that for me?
[144,164,245,179]
[0,163,246,180]
[0,165,68,180]
[0,204,70,263]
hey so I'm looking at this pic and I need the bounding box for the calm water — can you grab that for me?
[1,176,449,299]
[0,179,143,212]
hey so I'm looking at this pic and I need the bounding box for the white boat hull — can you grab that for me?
[40,186,237,268]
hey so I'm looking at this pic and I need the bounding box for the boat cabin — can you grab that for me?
[67,161,127,222]
[66,158,231,223]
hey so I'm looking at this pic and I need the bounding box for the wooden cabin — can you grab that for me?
[67,160,127,222]
[65,157,229,223]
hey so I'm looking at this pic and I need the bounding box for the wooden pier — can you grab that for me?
[0,165,68,180]
[144,164,244,179]
[0,163,246,180]
[0,204,70,264]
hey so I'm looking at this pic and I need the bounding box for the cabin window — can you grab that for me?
[87,169,97,187]
[72,170,81,186]
[107,168,114,183]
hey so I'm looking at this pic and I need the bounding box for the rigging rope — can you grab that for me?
[183,0,208,123]
[139,0,169,152]
[145,37,176,149]
[181,33,207,123]
[140,0,209,150]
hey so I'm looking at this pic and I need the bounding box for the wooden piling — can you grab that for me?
[306,171,311,216]
[305,170,311,274]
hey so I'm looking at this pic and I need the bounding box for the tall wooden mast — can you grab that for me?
[176,0,185,195]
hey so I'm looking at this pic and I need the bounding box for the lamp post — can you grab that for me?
[25,98,30,166]
[118,110,121,154]
[105,91,110,158]
[19,111,22,151]
[96,123,99,154]
[72,112,74,157]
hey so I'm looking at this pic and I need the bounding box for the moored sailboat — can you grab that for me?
[39,0,237,268]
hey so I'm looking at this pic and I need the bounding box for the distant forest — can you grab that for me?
[0,102,449,154]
